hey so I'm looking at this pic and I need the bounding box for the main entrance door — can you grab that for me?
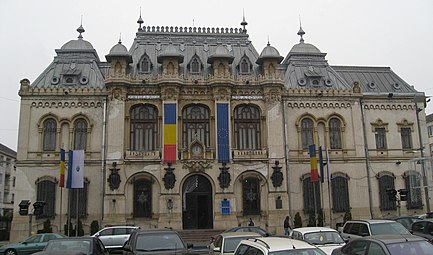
[182,174,213,229]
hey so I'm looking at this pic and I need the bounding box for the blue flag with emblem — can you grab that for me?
[217,103,230,163]
[66,150,84,189]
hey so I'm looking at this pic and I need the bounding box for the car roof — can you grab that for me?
[292,227,338,234]
[102,225,139,229]
[219,232,262,238]
[362,234,427,244]
[346,219,396,224]
[242,237,317,252]
[134,229,181,234]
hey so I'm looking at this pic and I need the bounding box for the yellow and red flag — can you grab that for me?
[59,148,65,187]
[309,145,319,182]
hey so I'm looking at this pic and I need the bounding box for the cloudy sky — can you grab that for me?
[1,0,432,151]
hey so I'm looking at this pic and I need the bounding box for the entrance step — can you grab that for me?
[178,229,224,247]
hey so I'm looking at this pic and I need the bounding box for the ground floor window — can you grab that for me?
[134,179,152,217]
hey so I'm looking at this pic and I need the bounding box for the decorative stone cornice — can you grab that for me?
[30,100,103,109]
[182,160,212,172]
[363,103,415,111]
[287,101,352,109]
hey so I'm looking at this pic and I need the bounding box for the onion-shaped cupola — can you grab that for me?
[256,42,283,65]
[61,24,95,51]
[105,39,132,63]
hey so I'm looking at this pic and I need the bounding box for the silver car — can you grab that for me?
[92,225,140,251]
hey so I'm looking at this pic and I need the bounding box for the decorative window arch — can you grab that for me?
[182,104,210,148]
[331,173,350,212]
[242,176,260,215]
[133,178,152,217]
[70,178,89,218]
[234,104,261,150]
[301,174,321,213]
[43,118,57,151]
[138,54,152,73]
[239,56,252,74]
[36,177,56,219]
[377,172,396,211]
[329,118,342,149]
[403,171,422,209]
[189,55,202,74]
[130,104,158,151]
[74,118,87,150]
[301,118,314,149]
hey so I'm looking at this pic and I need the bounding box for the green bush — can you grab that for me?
[90,220,99,235]
[294,212,302,228]
[307,211,316,227]
[343,210,352,223]
[317,209,324,227]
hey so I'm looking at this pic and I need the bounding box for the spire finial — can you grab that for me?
[241,9,248,32]
[297,15,305,43]
[137,7,144,31]
[267,35,270,46]
[118,33,122,44]
[77,15,85,39]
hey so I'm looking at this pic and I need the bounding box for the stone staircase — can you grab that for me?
[178,229,224,247]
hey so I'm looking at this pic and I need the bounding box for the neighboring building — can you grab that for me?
[0,143,16,240]
[427,113,433,157]
[11,16,431,241]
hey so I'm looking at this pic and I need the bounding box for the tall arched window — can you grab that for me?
[302,176,321,213]
[239,57,251,74]
[36,179,56,218]
[301,118,314,149]
[378,174,396,211]
[130,104,158,151]
[190,57,201,74]
[329,118,342,149]
[138,55,151,73]
[70,180,88,218]
[404,172,422,209]
[133,179,152,217]
[182,104,210,148]
[242,177,260,215]
[331,175,350,212]
[234,105,261,150]
[74,118,87,150]
[43,118,57,151]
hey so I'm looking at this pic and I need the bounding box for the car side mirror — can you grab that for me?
[123,243,131,251]
[187,243,193,249]
[213,247,221,252]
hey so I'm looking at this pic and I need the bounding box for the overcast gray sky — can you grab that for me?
[1,0,432,151]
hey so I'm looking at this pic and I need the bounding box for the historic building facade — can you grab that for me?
[11,17,431,240]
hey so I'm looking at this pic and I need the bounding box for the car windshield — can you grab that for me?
[45,240,91,253]
[270,248,327,255]
[304,231,345,245]
[386,240,433,255]
[135,233,185,251]
[370,222,411,235]
[224,237,258,253]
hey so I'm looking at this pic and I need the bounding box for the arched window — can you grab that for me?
[74,118,87,150]
[302,176,321,213]
[70,180,89,218]
[130,104,158,151]
[43,118,57,151]
[331,175,350,212]
[190,57,201,74]
[133,179,152,217]
[301,118,314,149]
[242,177,260,215]
[329,118,342,149]
[234,105,261,150]
[138,55,151,73]
[36,179,56,218]
[239,58,251,74]
[404,172,422,209]
[182,104,210,148]
[378,174,396,211]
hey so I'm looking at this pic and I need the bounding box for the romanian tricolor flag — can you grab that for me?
[309,144,319,182]
[59,148,65,187]
[164,103,177,164]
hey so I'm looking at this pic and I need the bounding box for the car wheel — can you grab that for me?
[5,249,17,255]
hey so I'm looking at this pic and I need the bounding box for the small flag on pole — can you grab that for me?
[326,147,331,183]
[66,150,85,189]
[319,146,324,183]
[309,144,319,182]
[59,149,65,187]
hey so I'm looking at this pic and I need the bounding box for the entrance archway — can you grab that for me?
[182,174,213,229]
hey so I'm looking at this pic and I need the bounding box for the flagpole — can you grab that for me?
[326,148,333,228]
[76,188,79,237]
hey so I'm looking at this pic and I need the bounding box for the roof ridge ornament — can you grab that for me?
[241,9,248,33]
[137,7,144,31]
[77,15,85,39]
[297,15,305,43]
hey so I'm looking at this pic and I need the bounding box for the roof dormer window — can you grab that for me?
[239,57,251,74]
[189,56,202,74]
[63,75,76,85]
[138,54,152,73]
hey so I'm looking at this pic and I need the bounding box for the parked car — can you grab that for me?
[33,236,109,255]
[391,216,421,231]
[339,220,411,241]
[0,233,65,255]
[290,227,345,255]
[331,234,433,255]
[411,219,433,242]
[210,226,271,244]
[92,225,139,252]
[234,236,327,255]
[123,229,193,254]
[209,232,261,255]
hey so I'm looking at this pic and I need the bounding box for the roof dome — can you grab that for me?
[105,40,132,63]
[289,42,321,54]
[157,43,184,63]
[207,44,234,64]
[256,43,283,64]
[61,38,94,50]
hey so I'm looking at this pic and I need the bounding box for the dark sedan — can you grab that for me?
[411,219,433,243]
[33,236,109,255]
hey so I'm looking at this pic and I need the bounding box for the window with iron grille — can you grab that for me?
[301,118,314,150]
[133,179,152,217]
[70,181,88,218]
[331,175,350,212]
[302,176,321,213]
[401,128,413,149]
[378,174,396,210]
[36,180,56,219]
[43,118,57,151]
[234,105,261,150]
[404,172,422,209]
[329,118,342,149]
[242,177,260,215]
[130,104,158,151]
[375,128,387,150]
[182,104,210,149]
[74,119,87,150]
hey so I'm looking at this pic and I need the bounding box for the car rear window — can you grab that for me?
[135,232,185,251]
[387,240,433,255]
[370,222,411,235]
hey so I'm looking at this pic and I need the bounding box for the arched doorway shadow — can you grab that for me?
[182,174,213,229]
